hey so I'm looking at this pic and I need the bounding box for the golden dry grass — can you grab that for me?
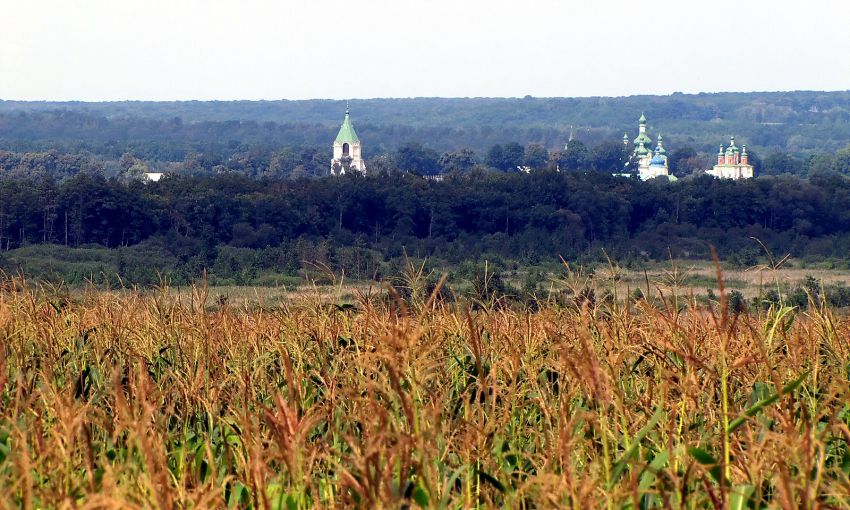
[1,272,849,509]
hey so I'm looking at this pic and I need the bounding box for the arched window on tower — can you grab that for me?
[342,143,350,156]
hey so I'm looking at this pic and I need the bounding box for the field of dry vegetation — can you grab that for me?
[1,265,850,509]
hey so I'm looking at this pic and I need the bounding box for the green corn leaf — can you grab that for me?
[227,482,247,509]
[412,482,430,507]
[440,466,468,508]
[610,406,665,486]
[638,450,669,492]
[688,446,717,466]
[729,484,754,510]
[286,494,298,510]
[475,469,506,492]
[266,483,285,510]
[687,447,724,484]
[728,371,808,434]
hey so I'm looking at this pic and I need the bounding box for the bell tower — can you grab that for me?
[331,105,366,175]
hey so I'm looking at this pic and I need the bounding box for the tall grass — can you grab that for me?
[0,268,849,509]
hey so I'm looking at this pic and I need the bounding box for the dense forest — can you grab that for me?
[4,168,850,285]
[1,134,848,183]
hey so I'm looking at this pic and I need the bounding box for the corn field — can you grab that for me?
[1,268,849,509]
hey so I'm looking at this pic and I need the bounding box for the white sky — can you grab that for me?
[1,0,849,101]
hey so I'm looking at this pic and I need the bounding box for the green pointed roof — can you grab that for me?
[632,113,651,153]
[633,132,652,146]
[335,109,360,144]
[634,144,651,156]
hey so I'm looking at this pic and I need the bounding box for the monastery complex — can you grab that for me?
[624,114,754,181]
[706,136,755,180]
[331,107,755,181]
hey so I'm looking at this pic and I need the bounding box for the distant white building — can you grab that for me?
[641,136,671,181]
[331,107,366,175]
[706,136,754,180]
[144,172,164,182]
[627,114,674,181]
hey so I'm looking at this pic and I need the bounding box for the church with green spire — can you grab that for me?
[331,106,366,175]
[626,114,673,181]
[632,113,653,157]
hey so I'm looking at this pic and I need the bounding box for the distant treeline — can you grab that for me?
[3,171,850,285]
[2,134,849,183]
[2,91,850,158]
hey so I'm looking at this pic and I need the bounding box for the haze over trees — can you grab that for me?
[2,91,850,158]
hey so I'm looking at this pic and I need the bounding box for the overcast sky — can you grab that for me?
[1,0,848,101]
